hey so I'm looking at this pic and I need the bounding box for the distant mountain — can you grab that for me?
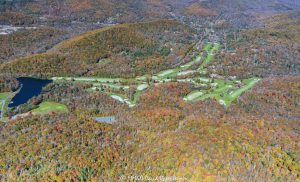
[204,0,300,12]
[0,0,178,24]
[200,0,300,27]
[2,0,298,28]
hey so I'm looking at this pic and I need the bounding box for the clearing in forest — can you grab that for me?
[31,102,69,114]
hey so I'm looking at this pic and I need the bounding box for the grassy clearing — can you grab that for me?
[31,102,69,114]
[0,92,10,100]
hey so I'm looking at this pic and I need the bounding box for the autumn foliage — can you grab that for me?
[0,20,195,78]
[1,76,299,180]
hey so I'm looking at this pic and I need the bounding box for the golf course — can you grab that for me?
[0,42,261,121]
[52,42,260,107]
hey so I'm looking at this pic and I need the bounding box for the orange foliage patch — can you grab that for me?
[185,3,217,16]
[68,0,93,12]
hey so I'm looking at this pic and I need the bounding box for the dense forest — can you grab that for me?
[0,76,299,181]
[0,75,18,92]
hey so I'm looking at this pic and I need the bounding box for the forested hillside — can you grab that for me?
[0,27,66,63]
[0,20,196,78]
[212,12,300,78]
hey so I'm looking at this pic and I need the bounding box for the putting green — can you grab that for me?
[32,102,69,114]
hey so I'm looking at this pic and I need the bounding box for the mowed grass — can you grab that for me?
[155,42,214,79]
[0,92,9,100]
[32,102,68,114]
[191,78,260,106]
[198,43,220,70]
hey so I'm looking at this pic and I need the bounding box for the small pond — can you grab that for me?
[9,77,52,107]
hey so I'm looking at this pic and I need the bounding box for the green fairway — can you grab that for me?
[0,92,9,100]
[107,93,136,107]
[52,77,129,83]
[230,78,260,99]
[32,102,69,114]
[93,83,130,90]
[191,78,260,106]
[198,43,220,70]
[137,83,149,91]
[203,42,213,52]
[154,42,214,79]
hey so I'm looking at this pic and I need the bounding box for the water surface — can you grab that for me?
[9,77,52,107]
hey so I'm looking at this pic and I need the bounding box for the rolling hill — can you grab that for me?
[0,20,196,78]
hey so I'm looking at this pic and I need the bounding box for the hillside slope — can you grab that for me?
[0,20,196,78]
[0,27,66,63]
[212,11,300,78]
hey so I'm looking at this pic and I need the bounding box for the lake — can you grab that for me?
[9,77,52,108]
